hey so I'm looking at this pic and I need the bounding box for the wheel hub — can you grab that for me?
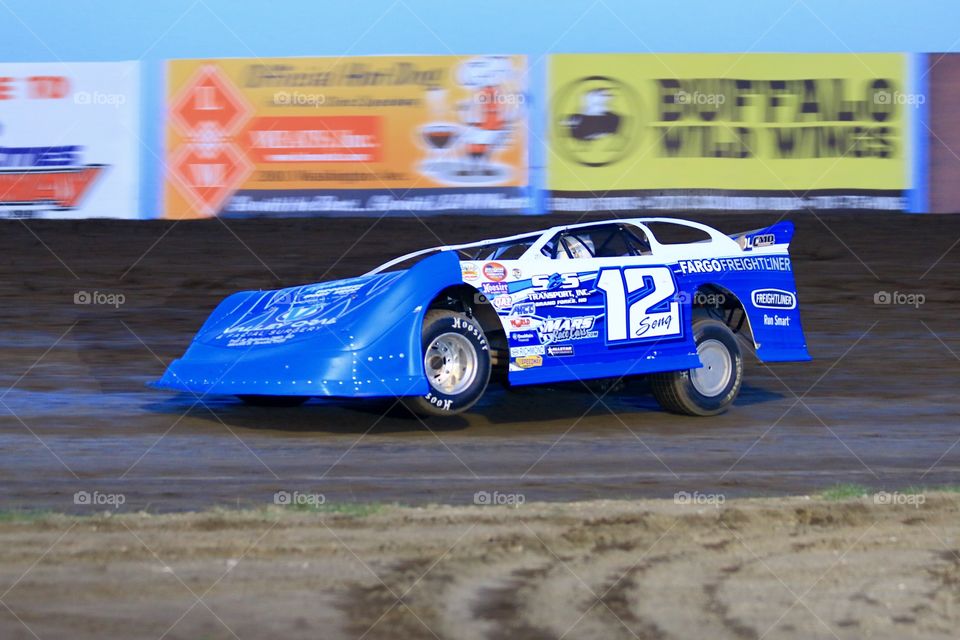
[424,332,477,395]
[691,338,732,397]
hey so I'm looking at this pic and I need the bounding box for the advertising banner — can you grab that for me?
[164,55,529,218]
[0,62,140,219]
[926,52,959,213]
[548,53,910,212]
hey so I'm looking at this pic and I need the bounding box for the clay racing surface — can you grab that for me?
[0,213,958,511]
[1,494,958,640]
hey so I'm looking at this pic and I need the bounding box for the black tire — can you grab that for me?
[238,395,309,407]
[651,319,743,416]
[403,310,491,417]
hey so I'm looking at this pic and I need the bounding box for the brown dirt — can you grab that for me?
[1,494,958,639]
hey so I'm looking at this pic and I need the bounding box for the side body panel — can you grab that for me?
[461,257,701,386]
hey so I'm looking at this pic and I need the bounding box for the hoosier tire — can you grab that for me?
[404,310,491,417]
[651,319,743,416]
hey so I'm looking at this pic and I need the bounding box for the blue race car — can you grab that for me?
[154,218,810,416]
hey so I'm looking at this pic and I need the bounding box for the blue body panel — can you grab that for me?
[154,251,464,398]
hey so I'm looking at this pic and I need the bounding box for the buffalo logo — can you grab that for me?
[553,76,640,167]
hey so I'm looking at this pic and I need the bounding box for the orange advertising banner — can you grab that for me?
[164,55,530,218]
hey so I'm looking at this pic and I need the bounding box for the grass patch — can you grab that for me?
[280,502,385,517]
[820,484,870,501]
[0,509,56,523]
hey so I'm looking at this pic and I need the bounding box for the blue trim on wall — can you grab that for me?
[907,52,930,214]
[529,55,548,216]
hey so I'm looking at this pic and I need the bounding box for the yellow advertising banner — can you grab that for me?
[165,55,529,218]
[549,53,910,211]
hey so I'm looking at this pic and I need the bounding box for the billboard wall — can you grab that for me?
[0,62,140,219]
[164,55,530,218]
[926,52,960,213]
[548,53,910,213]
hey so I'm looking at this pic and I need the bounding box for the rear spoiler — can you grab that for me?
[731,220,795,251]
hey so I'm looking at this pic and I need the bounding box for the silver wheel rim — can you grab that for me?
[691,338,732,397]
[424,332,478,396]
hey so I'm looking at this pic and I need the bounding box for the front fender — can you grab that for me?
[153,251,466,397]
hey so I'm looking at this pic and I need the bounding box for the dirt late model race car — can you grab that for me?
[154,218,810,416]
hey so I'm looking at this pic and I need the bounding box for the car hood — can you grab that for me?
[194,270,407,349]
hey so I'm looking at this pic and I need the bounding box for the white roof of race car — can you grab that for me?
[367,218,736,275]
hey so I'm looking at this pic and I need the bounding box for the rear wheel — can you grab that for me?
[651,319,743,416]
[238,395,309,407]
[404,310,491,417]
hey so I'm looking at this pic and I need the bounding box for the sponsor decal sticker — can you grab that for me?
[532,272,581,290]
[547,345,575,357]
[461,262,479,281]
[510,345,545,357]
[512,302,536,316]
[492,294,512,310]
[676,256,792,275]
[483,261,508,282]
[750,233,776,248]
[481,282,509,295]
[515,355,543,369]
[752,288,797,310]
[763,313,792,327]
[538,316,599,343]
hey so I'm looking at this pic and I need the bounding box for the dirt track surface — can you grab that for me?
[0,212,959,511]
[2,495,959,640]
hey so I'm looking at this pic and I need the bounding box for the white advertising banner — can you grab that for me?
[0,61,140,218]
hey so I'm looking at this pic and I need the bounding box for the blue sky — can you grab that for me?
[1,0,958,62]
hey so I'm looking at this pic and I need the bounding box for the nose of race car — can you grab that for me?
[151,251,468,399]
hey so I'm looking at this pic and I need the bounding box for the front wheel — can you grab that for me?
[403,310,491,417]
[651,319,743,416]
